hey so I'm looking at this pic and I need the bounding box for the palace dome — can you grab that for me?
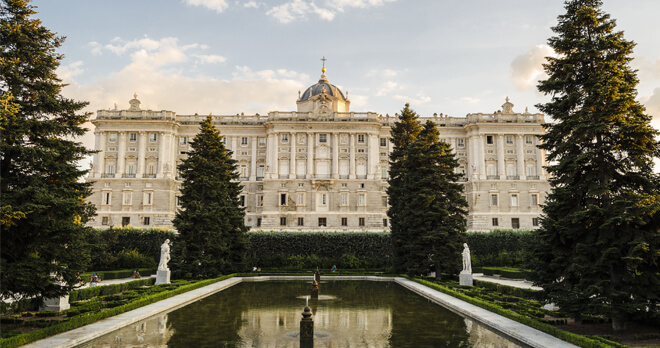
[298,68,348,103]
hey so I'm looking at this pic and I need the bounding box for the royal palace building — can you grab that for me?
[87,67,549,231]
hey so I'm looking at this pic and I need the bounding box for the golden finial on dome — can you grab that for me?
[321,56,327,73]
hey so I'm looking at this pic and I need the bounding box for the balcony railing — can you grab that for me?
[143,174,156,178]
[122,174,136,178]
[507,175,520,180]
[101,173,115,178]
[527,176,540,180]
[486,175,498,180]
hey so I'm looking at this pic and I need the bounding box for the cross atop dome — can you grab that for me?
[320,56,328,82]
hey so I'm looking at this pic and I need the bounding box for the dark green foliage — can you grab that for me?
[388,109,467,278]
[246,231,392,268]
[531,0,660,331]
[480,267,530,280]
[465,229,535,267]
[85,227,175,270]
[0,0,96,301]
[172,116,249,278]
[387,103,422,272]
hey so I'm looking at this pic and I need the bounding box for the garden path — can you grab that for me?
[472,273,542,291]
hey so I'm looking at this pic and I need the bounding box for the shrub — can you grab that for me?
[114,249,156,269]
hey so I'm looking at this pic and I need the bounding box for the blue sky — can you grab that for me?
[32,0,660,151]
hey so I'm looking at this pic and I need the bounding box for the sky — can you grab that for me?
[31,0,660,162]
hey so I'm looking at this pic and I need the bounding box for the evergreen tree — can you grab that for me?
[530,0,660,331]
[1,0,96,300]
[398,121,467,278]
[387,103,422,273]
[172,115,249,278]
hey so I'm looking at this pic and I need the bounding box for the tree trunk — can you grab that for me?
[612,310,627,332]
[435,264,442,281]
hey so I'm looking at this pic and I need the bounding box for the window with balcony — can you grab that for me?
[319,134,327,143]
[318,218,327,227]
[380,138,387,147]
[149,133,157,142]
[357,134,365,143]
[129,133,137,142]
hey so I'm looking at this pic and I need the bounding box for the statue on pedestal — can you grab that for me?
[462,243,472,274]
[158,239,171,271]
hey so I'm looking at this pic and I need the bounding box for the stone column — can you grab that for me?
[250,136,257,181]
[497,134,505,180]
[478,135,486,179]
[267,133,276,179]
[157,131,166,178]
[537,146,545,180]
[516,135,525,179]
[93,131,105,178]
[332,133,339,179]
[307,133,314,179]
[369,134,378,179]
[137,131,146,177]
[349,133,356,179]
[469,136,478,180]
[116,132,126,177]
[272,133,279,178]
[164,131,173,178]
[231,136,238,161]
[290,132,296,179]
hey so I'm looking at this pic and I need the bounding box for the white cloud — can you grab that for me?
[366,68,399,78]
[376,81,397,96]
[243,1,259,8]
[183,0,229,13]
[641,88,660,129]
[56,61,84,82]
[194,54,228,64]
[266,0,396,23]
[510,44,555,91]
[460,97,480,104]
[393,93,431,105]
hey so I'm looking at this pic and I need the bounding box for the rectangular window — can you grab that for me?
[102,192,111,205]
[383,219,388,227]
[341,192,349,206]
[257,218,262,227]
[532,217,539,226]
[297,193,304,206]
[297,217,304,226]
[257,195,263,207]
[511,218,520,229]
[457,139,465,147]
[240,165,247,178]
[490,194,498,207]
[258,137,266,146]
[143,217,150,225]
[280,193,287,206]
[149,133,157,142]
[511,194,519,207]
[281,134,288,143]
[241,137,248,145]
[380,138,387,147]
[257,165,265,179]
[319,134,327,143]
[129,133,137,142]
[318,218,327,227]
[121,217,130,227]
[486,135,494,144]
[382,196,388,207]
[143,192,152,205]
[179,136,187,145]
[318,193,327,206]
[530,193,539,206]
[106,164,115,175]
[108,133,117,142]
[506,135,513,144]
[101,217,109,225]
[492,217,499,226]
[525,135,534,145]
[239,195,246,207]
[341,217,348,226]
[359,217,365,226]
[357,134,365,143]
[358,193,366,206]
[176,196,182,206]
[123,192,132,205]
[280,217,287,226]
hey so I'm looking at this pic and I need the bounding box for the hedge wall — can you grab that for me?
[86,227,175,270]
[465,229,535,267]
[246,231,392,268]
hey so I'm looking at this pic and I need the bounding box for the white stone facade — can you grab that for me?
[87,71,549,231]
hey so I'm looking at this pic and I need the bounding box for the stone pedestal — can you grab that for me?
[459,272,473,287]
[41,295,70,312]
[300,306,314,339]
[310,280,319,299]
[155,269,171,285]
[314,269,321,284]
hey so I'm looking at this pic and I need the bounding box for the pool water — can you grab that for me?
[80,280,522,347]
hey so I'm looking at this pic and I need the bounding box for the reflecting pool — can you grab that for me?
[79,281,522,347]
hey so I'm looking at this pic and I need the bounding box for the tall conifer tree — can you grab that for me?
[387,103,422,272]
[1,0,96,300]
[172,115,248,278]
[398,121,467,278]
[530,0,660,331]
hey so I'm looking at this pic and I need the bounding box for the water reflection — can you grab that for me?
[79,281,521,347]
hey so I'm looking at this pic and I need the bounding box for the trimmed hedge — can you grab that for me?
[0,275,234,348]
[465,229,535,267]
[80,268,156,282]
[413,278,616,348]
[68,278,154,302]
[481,267,530,280]
[246,231,392,268]
[86,227,175,270]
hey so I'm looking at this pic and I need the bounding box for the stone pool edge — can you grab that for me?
[24,275,577,348]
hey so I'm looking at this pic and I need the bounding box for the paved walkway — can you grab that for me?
[472,273,543,291]
[80,274,156,289]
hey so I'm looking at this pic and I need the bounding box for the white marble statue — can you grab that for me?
[158,239,171,270]
[462,243,472,274]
